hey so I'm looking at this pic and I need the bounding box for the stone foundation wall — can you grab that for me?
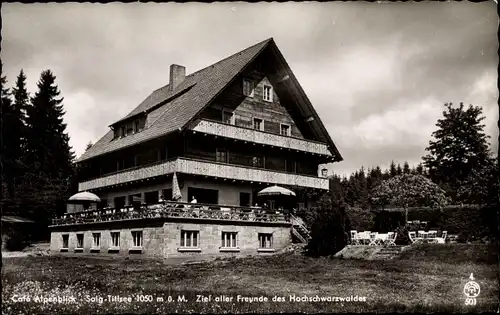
[50,220,291,259]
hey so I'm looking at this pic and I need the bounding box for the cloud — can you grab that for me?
[2,2,497,175]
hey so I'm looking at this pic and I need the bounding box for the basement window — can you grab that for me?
[221,232,238,249]
[179,230,201,252]
[258,233,273,249]
[61,234,69,251]
[131,231,143,248]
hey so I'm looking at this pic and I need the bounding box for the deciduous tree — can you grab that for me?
[423,102,493,201]
[371,174,449,208]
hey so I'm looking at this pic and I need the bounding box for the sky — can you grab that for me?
[2,2,498,176]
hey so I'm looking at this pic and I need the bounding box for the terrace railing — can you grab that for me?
[51,201,290,226]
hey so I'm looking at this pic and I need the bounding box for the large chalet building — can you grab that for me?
[49,38,342,258]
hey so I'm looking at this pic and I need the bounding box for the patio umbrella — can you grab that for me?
[172,172,182,201]
[257,185,296,197]
[68,191,101,202]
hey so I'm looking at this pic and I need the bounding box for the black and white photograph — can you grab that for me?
[1,2,498,314]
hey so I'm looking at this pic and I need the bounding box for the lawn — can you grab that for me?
[1,244,498,314]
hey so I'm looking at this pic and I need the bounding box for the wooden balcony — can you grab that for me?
[79,158,329,191]
[177,158,329,190]
[190,119,332,156]
[51,201,290,227]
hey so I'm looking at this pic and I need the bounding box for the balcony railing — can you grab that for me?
[79,158,329,191]
[190,119,332,156]
[51,201,290,226]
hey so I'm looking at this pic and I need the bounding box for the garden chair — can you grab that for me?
[369,232,378,246]
[350,230,359,245]
[436,231,447,244]
[408,231,416,243]
[386,232,397,246]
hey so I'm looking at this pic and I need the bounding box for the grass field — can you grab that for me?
[2,244,498,313]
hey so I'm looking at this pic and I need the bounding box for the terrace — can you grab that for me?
[51,201,291,226]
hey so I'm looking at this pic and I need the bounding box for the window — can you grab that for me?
[181,230,199,248]
[321,168,328,177]
[221,232,238,248]
[216,148,227,163]
[128,194,142,205]
[132,231,143,247]
[111,232,120,247]
[253,118,263,131]
[120,126,126,137]
[188,187,219,204]
[134,120,140,133]
[92,233,101,248]
[239,192,251,207]
[62,234,69,248]
[114,196,126,210]
[76,234,84,248]
[222,110,234,125]
[252,156,263,168]
[268,200,276,210]
[280,124,290,136]
[258,233,273,249]
[286,159,296,173]
[144,191,159,204]
[263,85,273,102]
[243,79,255,97]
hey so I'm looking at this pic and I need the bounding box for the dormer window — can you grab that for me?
[120,126,126,138]
[243,79,254,97]
[263,85,273,102]
[134,120,140,133]
[222,110,234,125]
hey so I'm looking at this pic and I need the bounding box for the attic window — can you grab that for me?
[263,85,273,102]
[120,126,126,138]
[280,124,290,136]
[222,110,234,125]
[243,79,254,97]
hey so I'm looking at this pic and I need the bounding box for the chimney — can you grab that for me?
[169,64,186,91]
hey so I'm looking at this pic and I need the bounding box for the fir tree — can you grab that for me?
[389,160,397,177]
[396,163,403,175]
[23,70,75,230]
[403,161,410,174]
[1,64,14,203]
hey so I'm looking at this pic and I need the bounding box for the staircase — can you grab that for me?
[370,246,405,260]
[290,215,311,244]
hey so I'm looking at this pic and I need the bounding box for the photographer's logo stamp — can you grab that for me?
[464,273,480,305]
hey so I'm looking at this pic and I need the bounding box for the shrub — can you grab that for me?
[4,228,30,251]
[307,185,350,257]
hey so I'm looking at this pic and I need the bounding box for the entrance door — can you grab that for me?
[114,196,126,210]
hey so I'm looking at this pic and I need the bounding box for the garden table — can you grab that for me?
[369,233,387,246]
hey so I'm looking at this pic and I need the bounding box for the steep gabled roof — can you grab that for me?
[78,39,271,162]
[77,38,342,163]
